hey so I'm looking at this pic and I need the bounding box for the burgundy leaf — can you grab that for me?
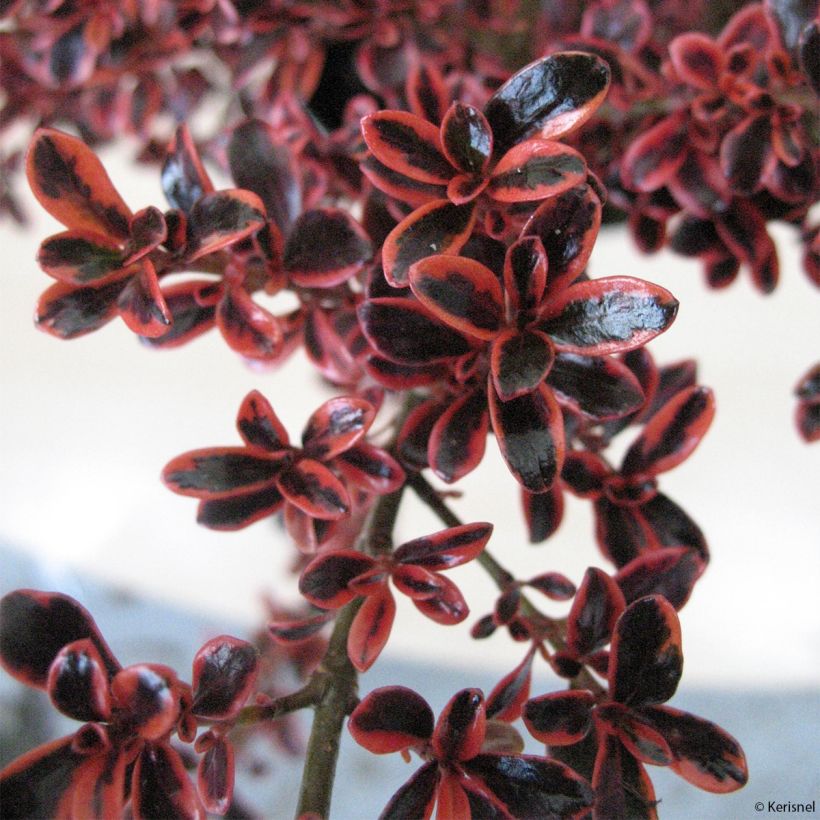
[595,497,652,566]
[447,173,488,205]
[488,380,565,493]
[523,690,595,745]
[47,638,111,722]
[668,33,723,89]
[528,571,576,600]
[720,115,773,195]
[268,611,332,644]
[596,702,673,765]
[191,636,259,720]
[216,287,282,360]
[522,483,565,543]
[35,278,125,339]
[620,112,689,192]
[484,52,611,154]
[197,736,234,815]
[334,443,406,494]
[394,522,493,570]
[412,575,470,625]
[196,484,285,531]
[397,398,444,470]
[301,396,375,460]
[348,587,397,671]
[593,732,658,820]
[350,686,435,753]
[236,390,289,451]
[185,189,266,261]
[800,20,820,96]
[488,140,587,203]
[503,236,547,318]
[407,63,449,124]
[715,200,779,293]
[27,128,131,239]
[537,277,678,355]
[379,761,439,819]
[561,451,608,497]
[441,103,493,175]
[299,550,376,609]
[161,124,214,214]
[0,589,119,688]
[491,328,555,401]
[609,596,683,707]
[132,743,202,820]
[639,492,709,563]
[361,155,449,206]
[277,459,350,519]
[117,260,172,338]
[433,688,486,762]
[37,231,125,285]
[428,386,489,483]
[142,280,217,349]
[110,665,180,741]
[71,748,128,819]
[284,209,372,287]
[391,564,446,600]
[616,547,704,610]
[382,199,476,286]
[126,206,167,264]
[567,568,627,658]
[303,306,359,385]
[486,650,535,722]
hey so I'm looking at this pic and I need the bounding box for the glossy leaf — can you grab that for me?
[161,124,214,214]
[35,278,125,339]
[197,736,234,815]
[163,448,286,498]
[567,568,626,658]
[38,231,125,285]
[191,636,258,720]
[503,236,547,319]
[394,523,493,570]
[428,386,489,483]
[382,199,476,286]
[620,112,689,192]
[609,596,683,707]
[132,743,202,820]
[523,690,595,745]
[486,650,535,722]
[236,390,289,451]
[47,639,111,722]
[361,155,449,206]
[349,686,435,753]
[27,128,131,239]
[616,547,704,611]
[276,458,350,519]
[491,328,555,401]
[484,52,611,154]
[301,397,375,460]
[522,484,565,543]
[335,443,406,494]
[379,761,438,820]
[348,587,396,671]
[433,688,486,762]
[441,103,493,175]
[185,189,266,261]
[196,484,285,531]
[299,550,375,609]
[110,665,180,741]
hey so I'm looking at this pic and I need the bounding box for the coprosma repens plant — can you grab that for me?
[1,0,818,817]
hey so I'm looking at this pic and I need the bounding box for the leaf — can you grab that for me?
[432,688,486,762]
[379,762,439,820]
[594,497,652,567]
[299,550,375,609]
[412,575,470,625]
[335,443,406,494]
[615,547,705,610]
[47,639,111,722]
[195,484,285,531]
[141,280,217,350]
[592,732,659,820]
[394,523,493,570]
[301,396,375,460]
[522,484,565,543]
[486,650,535,722]
[361,155,448,206]
[117,260,172,338]
[191,636,259,720]
[236,390,290,451]
[27,128,132,239]
[523,690,595,745]
[428,386,490,483]
[620,112,689,192]
[185,189,267,261]
[668,33,723,89]
[503,236,547,319]
[350,686,435,753]
[35,278,126,339]
[566,567,626,658]
[714,200,779,293]
[720,115,773,195]
[484,52,611,155]
[197,736,234,815]
[348,588,397,671]
[441,103,493,175]
[132,743,202,820]
[37,231,125,285]
[276,459,350,520]
[161,124,214,214]
[596,702,673,765]
[110,665,180,741]
[406,63,449,124]
[491,328,555,401]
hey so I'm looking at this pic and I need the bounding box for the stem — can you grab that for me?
[234,682,323,727]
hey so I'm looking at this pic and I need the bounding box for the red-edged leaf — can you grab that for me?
[299,550,375,609]
[394,522,493,570]
[668,150,732,218]
[528,571,576,600]
[523,690,595,745]
[668,33,723,90]
[348,587,396,671]
[596,702,673,765]
[132,743,202,820]
[361,155,448,206]
[303,306,360,385]
[47,638,111,722]
[484,52,611,154]
[409,254,503,340]
[615,547,704,610]
[276,459,350,519]
[391,564,446,600]
[236,390,289,451]
[609,595,683,707]
[72,749,128,819]
[35,278,125,339]
[561,450,608,497]
[27,128,131,239]
[161,124,214,214]
[488,139,587,203]
[142,280,217,349]
[117,260,172,338]
[567,567,626,658]
[191,636,259,720]
[38,230,125,285]
[592,731,658,820]
[162,448,286,499]
[800,20,820,96]
[412,574,470,625]
[463,753,594,817]
[110,665,180,741]
[522,184,602,298]
[594,497,654,566]
[537,277,678,355]
[349,686,435,753]
[447,172,489,204]
[640,705,748,792]
[491,328,555,401]
[488,379,565,493]
[197,736,234,815]
[185,189,266,261]
[486,650,535,722]
[397,398,443,470]
[407,63,449,124]
[428,386,490,483]
[380,761,439,819]
[358,297,473,364]
[522,483,565,543]
[284,208,373,287]
[362,111,454,184]
[715,200,779,293]
[0,589,119,688]
[551,352,645,421]
[382,199,476,286]
[719,3,777,52]
[228,119,301,233]
[126,206,167,264]
[634,492,710,565]
[268,610,332,644]
[620,112,688,192]
[433,688,486,762]
[441,102,493,175]
[0,735,84,819]
[301,396,375,460]
[622,386,715,477]
[196,484,285,531]
[720,114,773,195]
[436,770,471,818]
[335,443,406,494]
[504,236,547,319]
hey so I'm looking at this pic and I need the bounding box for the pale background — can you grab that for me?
[1,139,819,816]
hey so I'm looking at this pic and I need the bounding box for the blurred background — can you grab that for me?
[1,141,818,817]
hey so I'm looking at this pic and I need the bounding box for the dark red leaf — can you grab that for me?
[594,497,652,566]
[486,650,535,722]
[622,386,715,477]
[596,702,673,765]
[428,386,490,483]
[488,380,565,493]
[537,277,678,355]
[358,297,473,364]
[391,564,446,600]
[47,638,111,722]
[561,451,608,497]
[284,209,372,287]
[27,128,131,239]
[301,397,375,460]
[110,665,180,741]
[503,236,547,319]
[488,139,587,203]
[228,119,301,233]
[303,306,360,385]
[277,459,350,519]
[639,492,709,563]
[191,636,259,720]
[620,112,688,192]
[350,686,435,753]
[142,280,217,349]
[407,63,449,124]
[348,587,396,671]
[299,550,375,609]
[379,761,439,819]
[720,115,773,195]
[197,736,234,815]
[799,20,820,96]
[720,4,777,52]
[641,705,748,792]
[126,206,167,264]
[132,742,201,820]
[491,328,555,401]
[447,172,489,205]
[394,522,493,570]
[361,155,448,206]
[715,200,779,293]
[71,748,128,819]
[161,124,214,214]
[433,688,486,762]
[523,690,595,744]
[196,484,285,531]
[484,52,611,154]
[236,390,289,451]
[668,33,723,89]
[592,732,658,820]
[411,575,470,625]
[441,103,493,175]
[397,398,444,470]
[35,278,125,339]
[668,150,731,218]
[334,443,406,494]
[609,596,683,707]
[522,483,565,543]
[185,189,267,261]
[267,611,332,644]
[615,547,704,610]
[382,199,476,287]
[527,571,576,600]
[0,589,119,688]
[38,231,125,285]
[118,260,172,338]
[567,567,626,658]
